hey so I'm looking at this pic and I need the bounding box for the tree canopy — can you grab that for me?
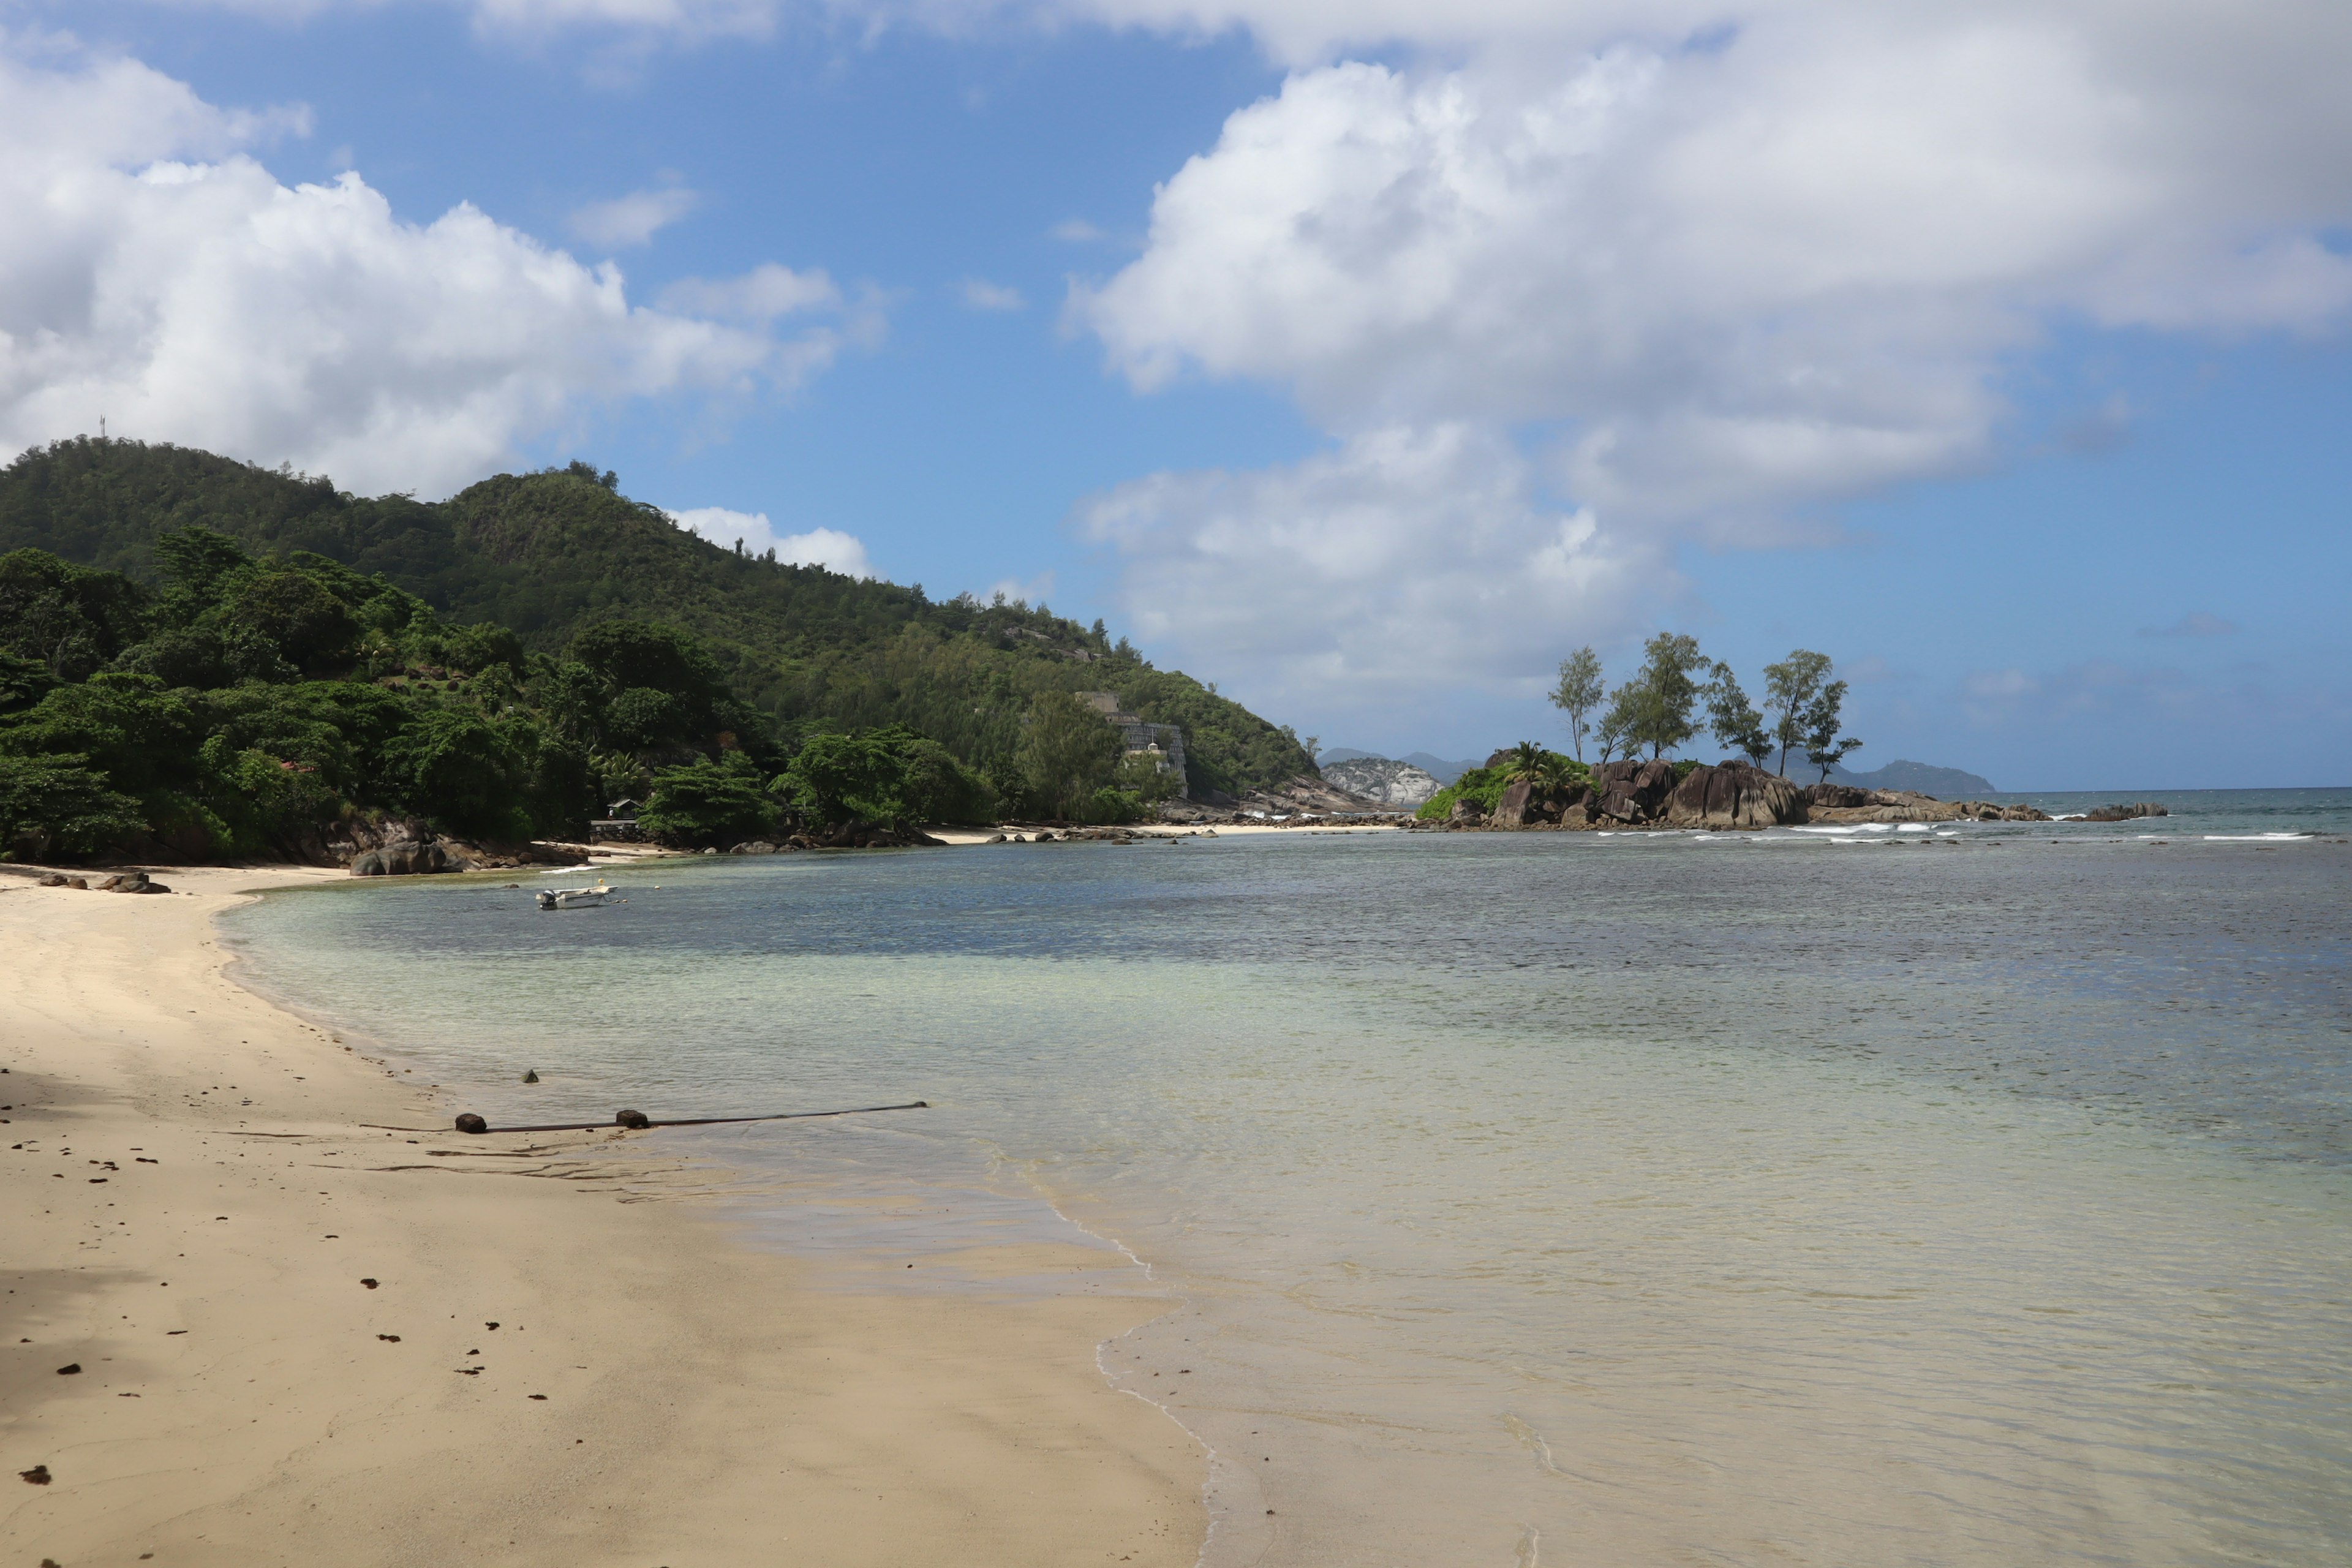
[0,437,1313,800]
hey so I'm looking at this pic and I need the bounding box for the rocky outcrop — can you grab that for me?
[2082,802,2168,822]
[1589,760,1680,823]
[1804,782,1872,809]
[1809,795,2051,824]
[1662,763,1809,829]
[1317,756,1444,809]
[1238,774,1389,816]
[349,839,465,876]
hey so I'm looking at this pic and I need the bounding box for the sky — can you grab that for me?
[3,1,2349,790]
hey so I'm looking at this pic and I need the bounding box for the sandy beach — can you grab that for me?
[0,865,1202,1567]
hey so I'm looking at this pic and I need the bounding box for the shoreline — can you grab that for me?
[0,865,1204,1566]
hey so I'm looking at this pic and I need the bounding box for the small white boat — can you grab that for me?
[537,879,614,910]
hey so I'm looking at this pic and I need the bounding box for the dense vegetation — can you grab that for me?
[0,437,1314,794]
[0,437,1316,861]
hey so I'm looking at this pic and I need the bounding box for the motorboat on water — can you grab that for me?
[537,879,616,910]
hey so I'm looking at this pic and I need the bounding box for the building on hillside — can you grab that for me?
[1078,692,1189,796]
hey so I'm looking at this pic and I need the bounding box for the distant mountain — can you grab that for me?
[1825,758,1997,797]
[1320,748,1480,786]
[1401,752,1483,785]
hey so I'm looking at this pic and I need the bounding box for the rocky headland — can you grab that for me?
[1433,759,2055,832]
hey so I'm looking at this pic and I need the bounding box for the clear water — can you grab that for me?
[226,799,2352,1567]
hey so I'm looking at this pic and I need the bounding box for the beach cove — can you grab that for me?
[0,865,1202,1567]
[223,808,2352,1567]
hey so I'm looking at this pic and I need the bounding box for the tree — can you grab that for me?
[1593,685,1638,764]
[378,709,532,840]
[1703,663,1774,767]
[1626,633,1705,759]
[782,726,996,827]
[1018,691,1125,820]
[1799,679,1863,782]
[1762,649,1833,777]
[1502,740,1548,783]
[1548,646,1605,761]
[0,753,144,862]
[1532,753,1583,798]
[639,754,778,848]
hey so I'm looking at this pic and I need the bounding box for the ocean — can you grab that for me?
[226,788,2352,1566]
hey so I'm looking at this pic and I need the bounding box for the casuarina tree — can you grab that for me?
[1800,679,1863,781]
[1703,663,1775,768]
[1548,646,1605,762]
[1626,633,1705,759]
[1762,649,1833,777]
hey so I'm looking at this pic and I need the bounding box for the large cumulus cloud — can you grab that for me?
[0,36,864,497]
[1063,6,2352,721]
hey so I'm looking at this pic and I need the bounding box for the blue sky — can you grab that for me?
[6,1,2350,789]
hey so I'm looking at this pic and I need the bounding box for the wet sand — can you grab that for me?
[0,865,1201,1567]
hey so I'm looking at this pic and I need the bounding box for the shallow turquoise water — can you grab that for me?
[228,821,2352,1566]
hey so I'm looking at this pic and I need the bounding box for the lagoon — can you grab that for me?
[229,797,2352,1566]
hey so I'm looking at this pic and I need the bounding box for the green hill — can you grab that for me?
[0,437,1311,797]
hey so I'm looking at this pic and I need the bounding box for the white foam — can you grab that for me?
[539,864,596,873]
[2202,832,2312,842]
[1898,824,1930,834]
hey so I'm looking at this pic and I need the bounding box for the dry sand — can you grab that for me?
[0,865,1202,1567]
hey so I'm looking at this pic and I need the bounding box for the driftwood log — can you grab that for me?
[453,1101,928,1134]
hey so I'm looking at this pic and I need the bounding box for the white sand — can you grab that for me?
[0,865,1201,1566]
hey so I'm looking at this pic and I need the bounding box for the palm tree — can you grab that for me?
[1532,754,1580,799]
[1503,741,1548,783]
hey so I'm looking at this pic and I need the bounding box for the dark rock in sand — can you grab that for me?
[522,1070,539,1084]
[350,840,464,877]
[361,1278,379,1289]
[55,1363,80,1375]
[36,872,67,887]
[614,1108,651,1129]
[19,1464,50,1485]
[454,1113,489,1134]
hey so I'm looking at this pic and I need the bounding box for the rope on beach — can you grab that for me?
[450,1101,929,1135]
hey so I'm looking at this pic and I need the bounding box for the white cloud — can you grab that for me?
[1049,218,1106,243]
[0,36,876,498]
[959,277,1025,311]
[1063,4,2352,701]
[1076,423,1656,725]
[667,505,876,577]
[982,570,1055,607]
[657,260,840,319]
[567,184,699,247]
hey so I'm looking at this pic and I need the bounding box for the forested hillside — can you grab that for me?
[0,437,1313,797]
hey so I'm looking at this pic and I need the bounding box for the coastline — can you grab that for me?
[0,865,1203,1566]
